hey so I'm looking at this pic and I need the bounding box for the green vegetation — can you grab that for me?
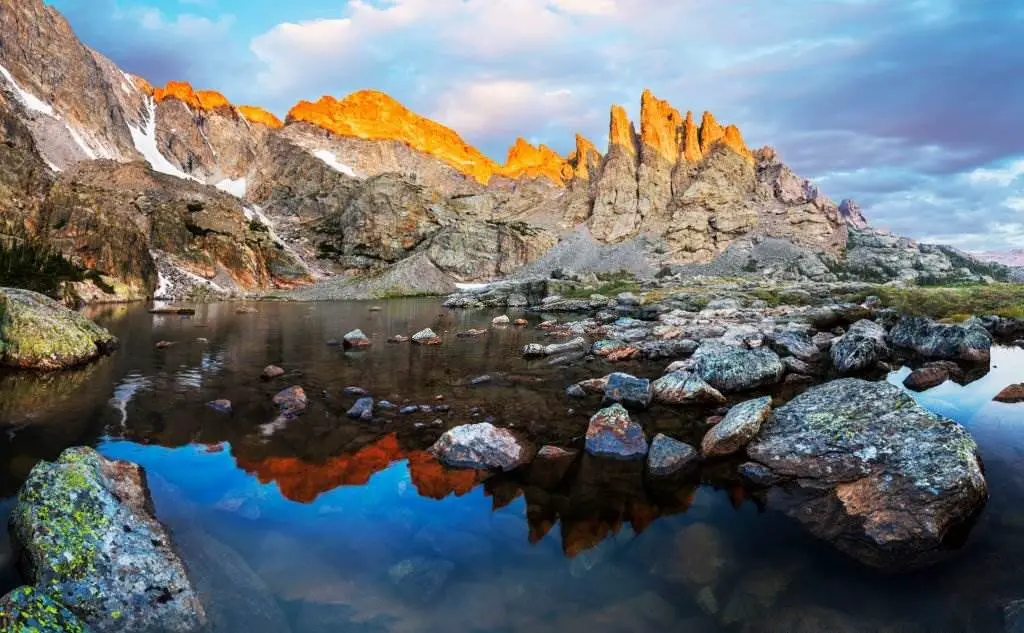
[876,283,1024,320]
[561,271,641,299]
[0,234,84,298]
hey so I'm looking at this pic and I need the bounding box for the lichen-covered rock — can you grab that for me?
[647,434,698,477]
[770,331,821,362]
[889,316,992,363]
[411,328,441,345]
[0,586,90,632]
[702,396,772,458]
[651,371,725,405]
[747,379,987,570]
[692,342,784,393]
[10,448,205,632]
[0,289,117,370]
[830,319,889,374]
[585,404,649,460]
[430,423,528,471]
[601,372,653,410]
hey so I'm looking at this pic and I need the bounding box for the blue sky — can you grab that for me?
[48,0,1024,252]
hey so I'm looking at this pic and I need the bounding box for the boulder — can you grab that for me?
[830,319,888,374]
[889,316,992,363]
[346,397,375,420]
[903,364,957,391]
[0,586,90,632]
[995,383,1024,404]
[522,337,587,358]
[272,386,307,416]
[771,331,820,362]
[492,315,510,326]
[651,371,726,405]
[10,448,205,632]
[702,396,773,458]
[747,379,987,570]
[0,288,118,370]
[692,342,785,393]
[601,373,653,410]
[647,434,699,477]
[430,423,529,471]
[261,364,284,379]
[585,404,649,460]
[411,328,441,345]
[342,329,371,348]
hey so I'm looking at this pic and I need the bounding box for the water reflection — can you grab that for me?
[1,301,1024,631]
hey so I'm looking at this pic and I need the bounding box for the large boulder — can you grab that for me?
[692,342,785,393]
[747,379,987,570]
[0,288,117,370]
[889,316,992,363]
[585,404,649,460]
[430,423,529,471]
[0,586,91,632]
[830,319,888,374]
[702,396,773,458]
[10,448,206,632]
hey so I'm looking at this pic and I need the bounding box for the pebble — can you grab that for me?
[206,399,232,414]
[155,340,174,349]
[262,365,285,380]
[343,386,369,397]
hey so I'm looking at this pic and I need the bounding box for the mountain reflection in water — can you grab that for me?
[1,300,1024,632]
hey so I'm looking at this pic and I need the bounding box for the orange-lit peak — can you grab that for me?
[500,137,569,185]
[237,105,283,129]
[609,105,637,154]
[132,76,154,96]
[640,88,684,164]
[565,133,602,181]
[287,89,501,185]
[152,81,232,112]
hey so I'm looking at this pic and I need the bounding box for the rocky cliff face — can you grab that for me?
[7,0,977,303]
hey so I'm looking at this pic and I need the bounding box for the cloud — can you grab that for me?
[968,159,1024,187]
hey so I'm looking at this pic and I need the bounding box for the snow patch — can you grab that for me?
[216,178,247,198]
[130,99,195,180]
[151,249,226,300]
[313,149,360,178]
[0,63,54,116]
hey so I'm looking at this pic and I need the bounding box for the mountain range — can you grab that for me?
[0,0,1006,302]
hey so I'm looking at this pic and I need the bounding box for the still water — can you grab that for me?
[1,300,1023,632]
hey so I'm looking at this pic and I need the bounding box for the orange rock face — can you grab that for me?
[500,137,569,184]
[237,105,283,129]
[288,90,501,184]
[699,111,725,155]
[681,111,702,163]
[132,75,154,96]
[564,133,602,181]
[152,81,232,112]
[609,105,637,154]
[722,124,753,160]
[639,89,684,164]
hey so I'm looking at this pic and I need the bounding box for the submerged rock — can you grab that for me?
[995,383,1024,404]
[261,364,285,380]
[602,372,653,410]
[830,319,889,374]
[342,329,371,349]
[647,434,698,477]
[10,448,205,632]
[411,328,441,345]
[585,404,649,460]
[651,371,725,405]
[903,363,959,391]
[205,399,232,414]
[692,342,785,393]
[702,396,773,458]
[430,423,529,471]
[889,316,992,363]
[0,586,90,632]
[747,378,987,570]
[272,386,307,416]
[522,337,587,358]
[346,397,375,420]
[0,288,118,370]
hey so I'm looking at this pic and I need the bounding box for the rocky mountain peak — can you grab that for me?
[609,105,638,155]
[639,88,684,165]
[565,133,602,181]
[722,124,753,160]
[287,90,500,185]
[501,137,568,185]
[699,111,724,155]
[682,111,702,163]
[150,81,232,112]
[237,105,283,129]
[839,199,869,229]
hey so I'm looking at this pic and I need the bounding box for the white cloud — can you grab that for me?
[430,79,585,141]
[1005,196,1024,212]
[133,7,234,38]
[967,159,1024,187]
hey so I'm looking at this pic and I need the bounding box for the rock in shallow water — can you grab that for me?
[585,404,648,460]
[522,337,587,358]
[746,378,987,570]
[346,397,375,420]
[261,364,284,379]
[889,315,991,363]
[601,372,652,410]
[10,448,205,632]
[0,586,90,632]
[0,288,118,370]
[273,386,307,416]
[342,329,371,349]
[411,328,441,345]
[702,396,773,458]
[692,342,785,393]
[430,423,529,471]
[995,383,1024,403]
[647,434,698,477]
[652,371,725,405]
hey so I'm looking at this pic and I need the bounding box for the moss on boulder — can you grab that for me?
[0,288,117,370]
[0,586,90,633]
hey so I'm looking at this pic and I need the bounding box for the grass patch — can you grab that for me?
[876,283,1024,319]
[560,271,641,299]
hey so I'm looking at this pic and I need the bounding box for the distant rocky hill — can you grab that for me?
[0,0,1009,301]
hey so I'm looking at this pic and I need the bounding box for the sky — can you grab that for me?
[47,0,1024,252]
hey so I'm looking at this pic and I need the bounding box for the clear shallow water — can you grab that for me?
[1,300,1023,632]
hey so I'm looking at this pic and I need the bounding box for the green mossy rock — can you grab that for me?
[0,586,90,633]
[0,288,117,370]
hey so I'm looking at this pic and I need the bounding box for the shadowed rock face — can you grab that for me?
[747,379,987,570]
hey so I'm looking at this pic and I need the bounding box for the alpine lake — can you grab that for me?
[1,299,1023,633]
